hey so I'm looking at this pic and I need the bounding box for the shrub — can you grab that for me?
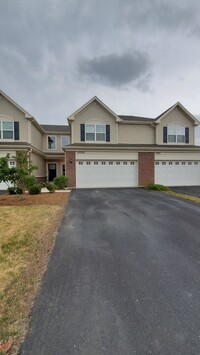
[7,186,23,195]
[53,175,68,189]
[28,184,41,195]
[148,183,169,191]
[24,175,37,189]
[46,182,56,193]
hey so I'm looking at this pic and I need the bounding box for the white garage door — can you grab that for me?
[76,160,138,188]
[155,161,200,186]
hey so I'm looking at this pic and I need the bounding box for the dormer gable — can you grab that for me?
[155,102,199,126]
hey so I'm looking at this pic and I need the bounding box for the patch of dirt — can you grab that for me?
[0,192,70,207]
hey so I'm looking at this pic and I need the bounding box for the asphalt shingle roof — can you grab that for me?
[41,125,70,133]
[118,115,155,122]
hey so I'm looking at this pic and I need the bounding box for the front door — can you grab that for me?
[48,163,57,181]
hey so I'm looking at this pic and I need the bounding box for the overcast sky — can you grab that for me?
[0,0,200,143]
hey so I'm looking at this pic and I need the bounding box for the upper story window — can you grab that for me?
[168,124,185,143]
[164,124,189,144]
[48,135,56,149]
[61,135,70,146]
[85,124,106,142]
[0,121,14,140]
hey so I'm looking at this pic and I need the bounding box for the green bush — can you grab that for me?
[24,175,37,189]
[28,184,41,195]
[46,182,56,193]
[53,175,68,189]
[148,183,169,191]
[7,186,23,195]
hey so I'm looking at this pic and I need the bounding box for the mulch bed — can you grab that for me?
[0,192,70,207]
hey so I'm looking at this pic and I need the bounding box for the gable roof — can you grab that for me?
[155,102,199,125]
[41,124,70,133]
[0,89,46,133]
[0,89,34,119]
[67,96,122,122]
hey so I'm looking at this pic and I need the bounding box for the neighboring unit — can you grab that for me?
[0,90,70,189]
[0,90,200,189]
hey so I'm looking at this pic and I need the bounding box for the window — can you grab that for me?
[61,136,70,146]
[0,121,14,140]
[123,162,127,165]
[8,160,16,167]
[188,162,192,165]
[86,161,91,165]
[162,162,166,165]
[94,161,98,165]
[109,161,113,165]
[169,162,173,165]
[194,162,198,165]
[175,162,179,165]
[78,161,83,165]
[85,124,106,142]
[116,162,120,165]
[155,162,159,165]
[101,161,106,165]
[130,162,135,165]
[62,164,65,175]
[48,136,56,149]
[182,162,186,165]
[168,124,185,143]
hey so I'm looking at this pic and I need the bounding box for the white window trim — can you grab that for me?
[167,123,185,145]
[47,135,57,150]
[0,119,14,141]
[85,123,106,142]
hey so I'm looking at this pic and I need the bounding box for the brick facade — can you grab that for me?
[65,151,76,187]
[138,152,155,187]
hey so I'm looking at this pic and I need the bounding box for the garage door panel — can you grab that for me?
[155,161,200,186]
[76,161,138,188]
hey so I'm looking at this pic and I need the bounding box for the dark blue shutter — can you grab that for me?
[185,127,189,143]
[163,127,167,143]
[80,124,85,141]
[106,125,110,142]
[14,122,19,140]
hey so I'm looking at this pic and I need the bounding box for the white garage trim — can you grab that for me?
[155,161,200,186]
[76,160,138,188]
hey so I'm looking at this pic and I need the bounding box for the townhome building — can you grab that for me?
[0,90,200,189]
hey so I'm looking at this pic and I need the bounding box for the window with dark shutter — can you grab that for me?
[106,125,110,142]
[80,124,85,141]
[163,127,167,143]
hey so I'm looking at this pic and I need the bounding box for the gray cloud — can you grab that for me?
[0,0,200,128]
[78,52,152,88]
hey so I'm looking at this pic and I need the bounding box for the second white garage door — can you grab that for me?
[155,161,200,186]
[76,160,138,188]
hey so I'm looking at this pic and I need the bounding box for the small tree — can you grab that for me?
[0,151,38,193]
[0,154,18,188]
[15,151,38,192]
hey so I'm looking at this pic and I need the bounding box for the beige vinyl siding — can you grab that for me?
[118,124,155,144]
[155,152,200,161]
[31,123,43,151]
[156,107,194,145]
[72,101,118,144]
[31,152,46,177]
[0,96,28,142]
[76,151,138,160]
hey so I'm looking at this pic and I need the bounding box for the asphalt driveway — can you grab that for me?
[171,186,200,198]
[20,189,200,355]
